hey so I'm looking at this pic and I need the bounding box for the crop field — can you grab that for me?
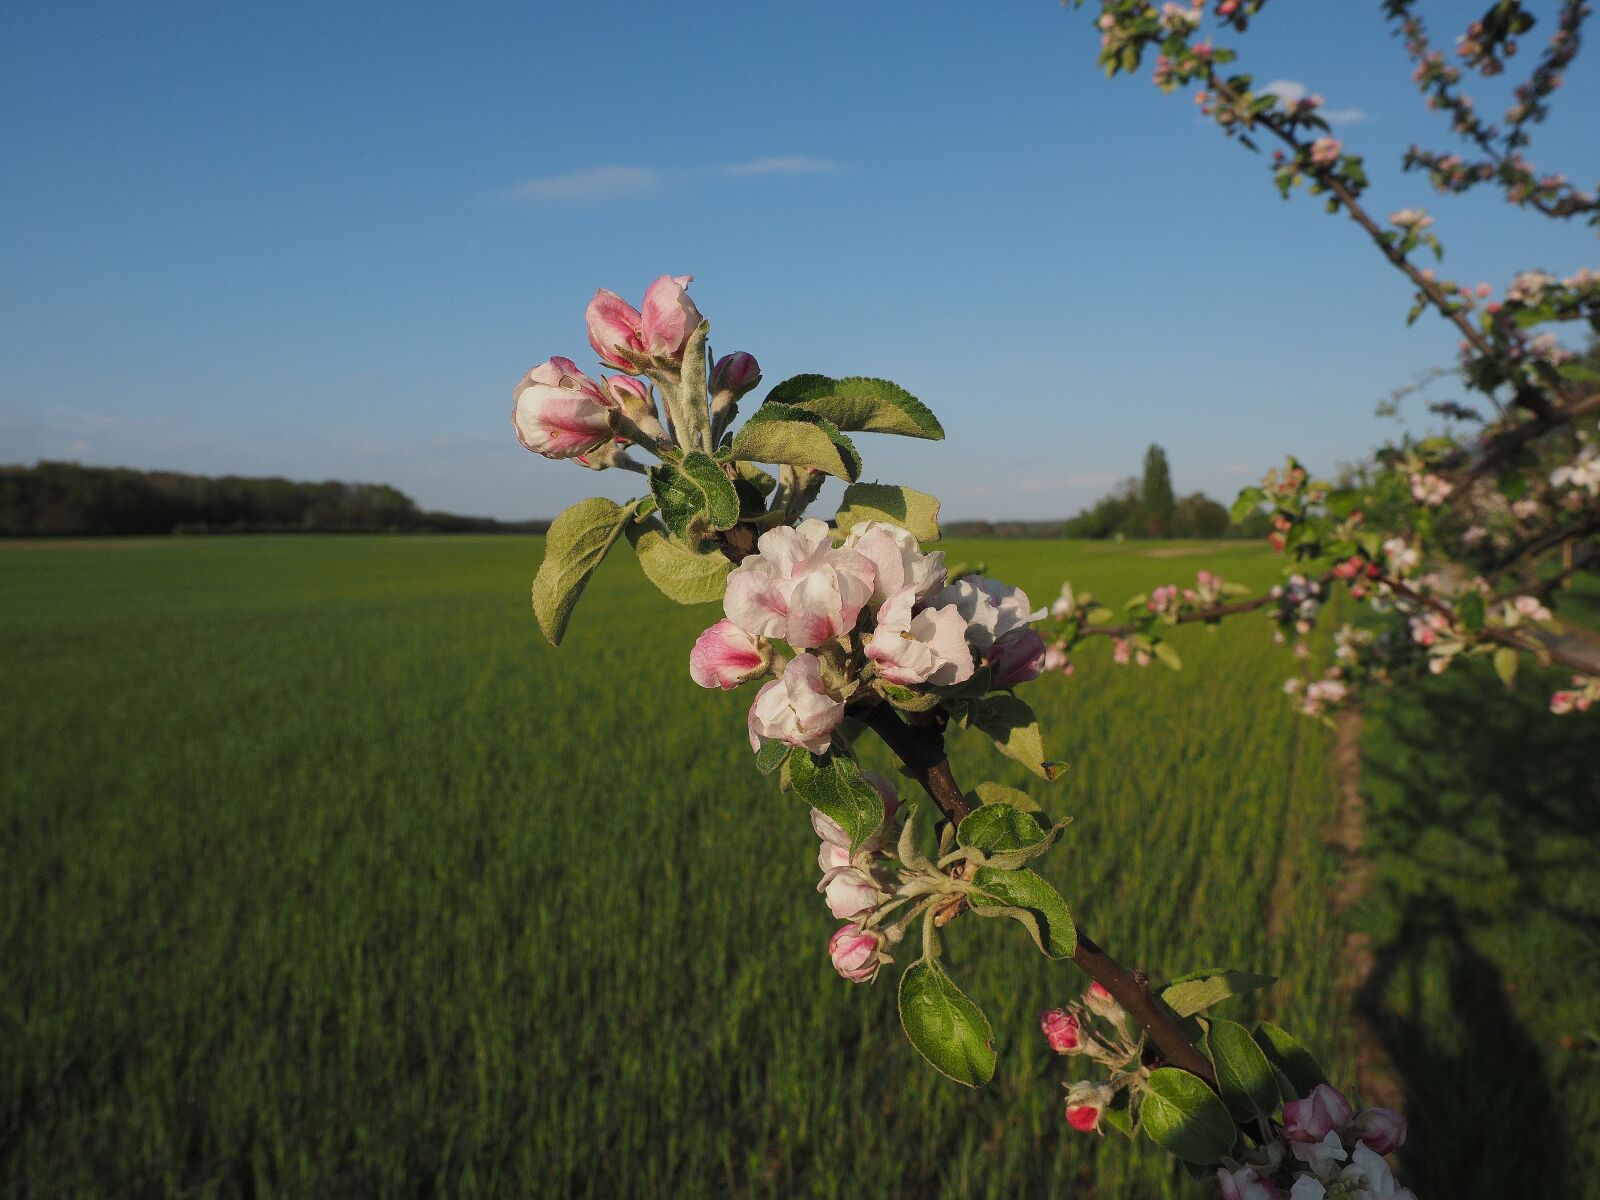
[2,535,1594,1198]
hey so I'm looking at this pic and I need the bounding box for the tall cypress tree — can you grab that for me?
[1141,444,1176,538]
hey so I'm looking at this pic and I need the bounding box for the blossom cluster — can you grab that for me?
[691,519,1047,754]
[1038,982,1140,1133]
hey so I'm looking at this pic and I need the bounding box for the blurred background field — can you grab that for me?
[2,536,1594,1198]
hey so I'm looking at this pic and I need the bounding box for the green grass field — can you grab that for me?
[2,536,1594,1198]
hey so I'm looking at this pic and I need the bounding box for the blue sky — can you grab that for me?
[2,0,1596,521]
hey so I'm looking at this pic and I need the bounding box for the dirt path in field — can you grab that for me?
[1331,708,1405,1112]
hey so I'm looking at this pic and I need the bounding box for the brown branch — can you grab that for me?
[1380,574,1600,677]
[1076,582,1320,641]
[857,702,1220,1087]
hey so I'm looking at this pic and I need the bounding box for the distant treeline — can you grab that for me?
[946,446,1270,540]
[0,462,549,537]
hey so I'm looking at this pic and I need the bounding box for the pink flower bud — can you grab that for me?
[640,274,703,360]
[1064,1081,1113,1133]
[821,866,879,919]
[690,619,769,691]
[1283,1083,1355,1143]
[586,290,647,371]
[512,357,614,459]
[1039,1008,1084,1054]
[984,628,1047,688]
[1082,980,1126,1025]
[711,351,762,399]
[1354,1106,1407,1155]
[1217,1165,1281,1200]
[828,924,887,983]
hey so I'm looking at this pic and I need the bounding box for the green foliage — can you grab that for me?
[727,404,863,481]
[1252,1022,1329,1100]
[626,517,731,604]
[788,749,885,855]
[959,695,1061,779]
[647,452,739,542]
[1141,444,1177,538]
[762,375,945,440]
[1139,1068,1237,1165]
[969,866,1077,959]
[1204,1019,1280,1123]
[833,483,941,543]
[530,497,638,645]
[896,960,996,1087]
[1160,968,1277,1018]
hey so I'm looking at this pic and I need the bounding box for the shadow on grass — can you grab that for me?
[1357,661,1600,1195]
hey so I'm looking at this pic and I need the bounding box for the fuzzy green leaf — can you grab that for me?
[1160,969,1276,1018]
[897,960,996,1087]
[1206,1018,1280,1122]
[1253,1022,1328,1101]
[789,750,885,855]
[648,451,739,542]
[728,404,862,481]
[764,375,944,440]
[1140,1068,1237,1165]
[966,696,1061,780]
[753,738,791,776]
[834,482,941,543]
[626,517,731,604]
[970,866,1076,958]
[1493,646,1519,688]
[531,497,637,646]
[958,802,1047,855]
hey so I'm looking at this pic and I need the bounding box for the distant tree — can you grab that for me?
[1140,444,1176,537]
[1172,491,1229,538]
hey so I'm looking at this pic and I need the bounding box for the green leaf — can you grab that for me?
[1205,1018,1280,1122]
[966,696,1061,780]
[763,375,944,440]
[753,738,791,776]
[970,866,1076,958]
[897,960,996,1087]
[1153,641,1183,671]
[665,318,712,452]
[789,750,885,855]
[626,517,731,604]
[1231,486,1265,524]
[728,404,862,481]
[957,802,1046,855]
[1160,969,1276,1018]
[1139,1068,1237,1165]
[834,482,941,543]
[1493,646,1519,688]
[735,461,777,495]
[1252,1022,1328,1100]
[1457,592,1485,633]
[531,497,638,646]
[967,781,1039,812]
[648,451,739,542]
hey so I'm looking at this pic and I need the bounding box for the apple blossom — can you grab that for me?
[1082,981,1126,1026]
[1551,445,1600,495]
[827,924,888,984]
[820,863,881,920]
[1217,1165,1281,1200]
[1353,1106,1407,1155]
[585,274,704,369]
[724,519,876,650]
[842,521,947,608]
[1284,1084,1355,1143]
[1310,137,1342,167]
[983,628,1046,688]
[866,589,974,687]
[690,619,770,691]
[936,576,1045,650]
[512,358,614,459]
[746,654,844,754]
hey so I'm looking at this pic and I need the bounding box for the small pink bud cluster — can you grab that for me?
[1041,983,1139,1134]
[1408,472,1452,507]
[815,775,900,984]
[1308,137,1342,168]
[1549,675,1598,715]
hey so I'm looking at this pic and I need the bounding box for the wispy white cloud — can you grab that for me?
[499,165,662,202]
[1260,79,1368,126]
[717,156,843,177]
[1067,471,1122,488]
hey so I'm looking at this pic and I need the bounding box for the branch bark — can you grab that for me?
[857,702,1220,1087]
